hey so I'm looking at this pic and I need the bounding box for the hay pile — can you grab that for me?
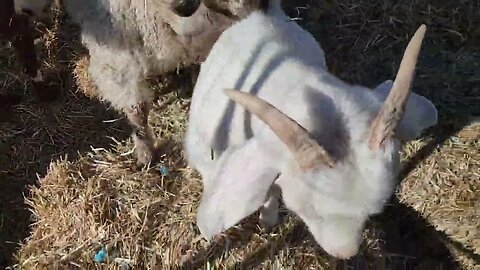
[0,7,129,268]
[399,122,480,269]
[1,0,478,269]
[15,92,204,269]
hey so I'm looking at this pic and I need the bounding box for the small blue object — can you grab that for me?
[159,165,169,176]
[94,247,107,263]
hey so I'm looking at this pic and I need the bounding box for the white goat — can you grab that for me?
[13,0,257,165]
[184,0,437,259]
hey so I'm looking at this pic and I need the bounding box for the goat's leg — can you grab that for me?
[125,102,156,165]
[259,184,281,228]
[87,46,155,166]
[1,1,53,102]
[10,14,39,78]
[10,12,59,102]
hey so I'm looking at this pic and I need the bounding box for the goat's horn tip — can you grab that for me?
[415,24,427,37]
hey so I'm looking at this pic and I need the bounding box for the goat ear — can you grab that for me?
[373,80,437,141]
[196,138,279,240]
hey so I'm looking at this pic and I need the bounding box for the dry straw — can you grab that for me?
[1,0,478,269]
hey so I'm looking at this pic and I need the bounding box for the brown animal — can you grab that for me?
[0,0,56,105]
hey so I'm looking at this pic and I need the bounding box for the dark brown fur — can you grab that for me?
[0,0,39,77]
[0,0,56,104]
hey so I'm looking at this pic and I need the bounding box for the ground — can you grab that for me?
[0,0,478,269]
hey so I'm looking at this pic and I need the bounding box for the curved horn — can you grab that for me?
[369,24,427,151]
[224,89,335,170]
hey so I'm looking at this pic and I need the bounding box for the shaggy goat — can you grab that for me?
[184,0,438,259]
[13,0,265,165]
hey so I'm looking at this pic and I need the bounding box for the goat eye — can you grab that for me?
[170,0,201,17]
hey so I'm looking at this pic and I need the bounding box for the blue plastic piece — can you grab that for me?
[94,247,107,263]
[159,165,169,176]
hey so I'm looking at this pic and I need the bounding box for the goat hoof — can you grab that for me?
[133,135,155,166]
[135,145,154,166]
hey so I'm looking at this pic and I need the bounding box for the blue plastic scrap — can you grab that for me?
[159,165,169,176]
[94,247,107,263]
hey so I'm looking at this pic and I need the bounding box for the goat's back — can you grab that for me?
[188,10,333,153]
[64,0,234,73]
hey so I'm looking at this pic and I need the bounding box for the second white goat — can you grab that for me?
[184,0,437,259]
